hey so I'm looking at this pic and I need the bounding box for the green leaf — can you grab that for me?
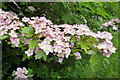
[71,36,76,42]
[78,41,89,52]
[19,36,25,43]
[35,50,47,61]
[90,37,96,45]
[22,54,27,61]
[89,54,101,68]
[0,35,8,40]
[7,41,11,44]
[12,70,16,77]
[28,68,33,74]
[28,40,39,49]
[21,25,34,37]
[86,50,96,55]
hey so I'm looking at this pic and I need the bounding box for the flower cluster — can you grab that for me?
[100,18,120,30]
[14,67,28,79]
[0,10,24,47]
[0,10,117,63]
[96,31,116,57]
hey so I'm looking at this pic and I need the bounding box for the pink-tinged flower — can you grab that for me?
[8,24,14,29]
[74,52,82,60]
[46,26,53,31]
[12,25,20,30]
[64,36,71,41]
[56,40,64,46]
[0,30,7,36]
[18,22,25,27]
[98,16,103,22]
[64,48,71,58]
[28,20,36,25]
[39,17,47,21]
[38,42,46,49]
[44,36,52,44]
[31,16,39,20]
[25,49,34,57]
[104,32,113,40]
[5,19,12,24]
[54,45,63,53]
[109,47,116,53]
[64,26,71,34]
[53,35,62,41]
[43,44,53,55]
[24,39,29,45]
[9,30,18,37]
[40,23,46,28]
[13,38,20,47]
[35,27,42,34]
[22,67,28,74]
[112,26,117,30]
[76,29,84,35]
[105,39,112,44]
[58,58,63,63]
[57,53,65,58]
[64,42,70,47]
[22,34,25,36]
[103,49,108,53]
[22,17,30,22]
[0,26,4,31]
[96,42,106,49]
[28,6,35,11]
[46,20,53,25]
[15,67,23,75]
[100,26,103,29]
[97,31,105,39]
[103,52,112,58]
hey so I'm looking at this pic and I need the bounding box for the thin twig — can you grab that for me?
[9,0,21,10]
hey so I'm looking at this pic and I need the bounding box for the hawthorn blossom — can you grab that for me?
[42,44,53,55]
[64,48,71,58]
[9,30,18,37]
[54,45,63,53]
[96,42,106,49]
[13,38,20,47]
[44,36,52,44]
[14,67,28,79]
[58,58,63,63]
[22,17,30,22]
[25,49,34,57]
[74,52,82,60]
[28,6,35,11]
[35,27,42,34]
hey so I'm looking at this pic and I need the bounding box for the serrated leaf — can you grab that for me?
[19,36,25,43]
[78,41,89,52]
[21,25,34,37]
[28,40,39,49]
[35,50,47,61]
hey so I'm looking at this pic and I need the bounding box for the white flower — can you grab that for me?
[9,30,18,37]
[97,43,106,49]
[109,47,116,53]
[28,6,35,11]
[25,49,33,57]
[35,27,42,34]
